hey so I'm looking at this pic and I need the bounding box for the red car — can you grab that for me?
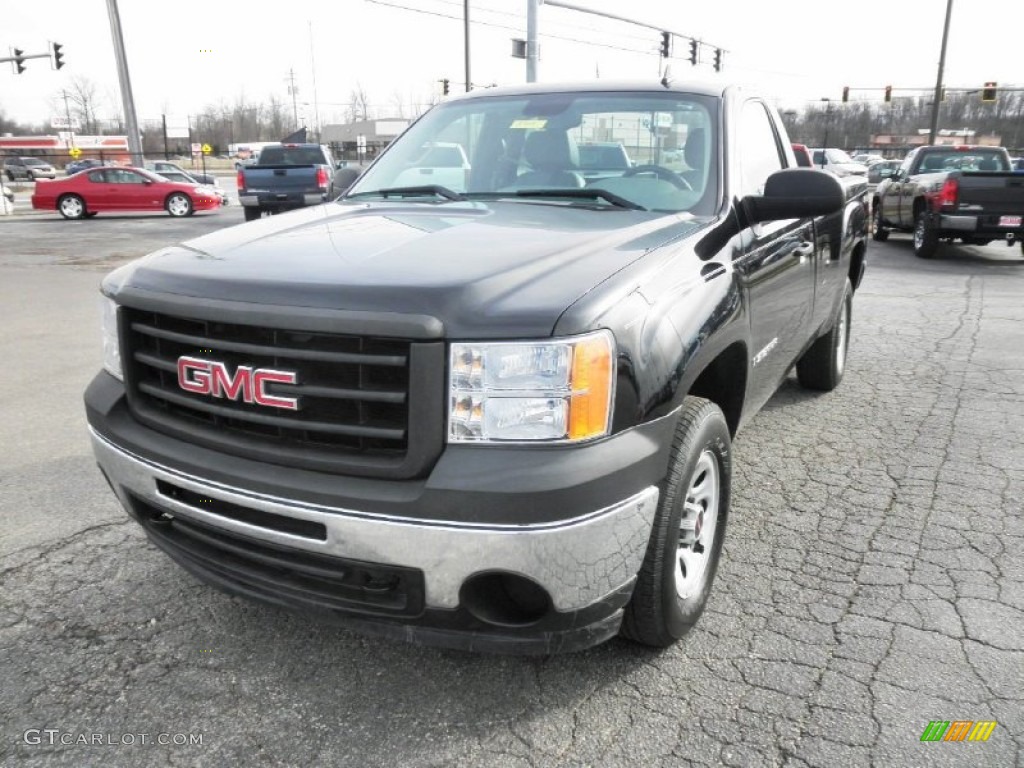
[32,166,222,219]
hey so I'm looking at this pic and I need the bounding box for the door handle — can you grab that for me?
[794,242,814,262]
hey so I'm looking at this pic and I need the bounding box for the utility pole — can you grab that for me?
[286,68,299,129]
[62,91,76,149]
[526,0,540,82]
[105,0,144,166]
[928,0,954,145]
[308,23,321,141]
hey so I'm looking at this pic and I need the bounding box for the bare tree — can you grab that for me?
[347,84,371,124]
[50,76,103,134]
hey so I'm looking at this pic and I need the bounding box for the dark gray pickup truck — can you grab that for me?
[86,81,867,654]
[237,143,340,221]
[872,145,1024,258]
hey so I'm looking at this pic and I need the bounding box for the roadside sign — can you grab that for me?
[191,142,202,155]
[51,116,81,131]
[202,143,212,155]
[68,147,82,159]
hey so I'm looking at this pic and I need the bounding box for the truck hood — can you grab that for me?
[110,200,706,338]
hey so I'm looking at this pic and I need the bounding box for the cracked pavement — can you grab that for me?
[1,220,1022,767]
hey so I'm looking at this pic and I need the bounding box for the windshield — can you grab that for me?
[24,158,48,166]
[347,90,719,215]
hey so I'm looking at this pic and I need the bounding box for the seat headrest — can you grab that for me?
[684,128,706,170]
[523,131,579,169]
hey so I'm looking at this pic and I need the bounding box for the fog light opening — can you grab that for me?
[460,572,552,627]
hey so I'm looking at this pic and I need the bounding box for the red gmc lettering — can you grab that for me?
[253,370,299,410]
[176,356,298,410]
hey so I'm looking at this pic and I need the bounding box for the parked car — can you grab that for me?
[4,156,57,181]
[809,148,868,177]
[867,160,901,185]
[851,153,885,165]
[577,142,633,181]
[32,166,222,219]
[86,80,867,655]
[144,161,218,187]
[151,169,230,206]
[1011,157,1024,172]
[66,158,105,175]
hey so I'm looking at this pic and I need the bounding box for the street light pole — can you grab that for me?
[928,0,954,145]
[464,0,471,92]
[526,0,540,82]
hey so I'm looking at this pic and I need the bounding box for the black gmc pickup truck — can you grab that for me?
[86,81,866,654]
[872,145,1024,258]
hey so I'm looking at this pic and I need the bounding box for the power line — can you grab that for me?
[364,0,655,56]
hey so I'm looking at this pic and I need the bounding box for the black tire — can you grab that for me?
[57,194,87,220]
[166,192,193,217]
[621,397,731,647]
[871,203,888,242]
[913,210,938,259]
[5,171,14,182]
[797,278,852,391]
[243,207,261,222]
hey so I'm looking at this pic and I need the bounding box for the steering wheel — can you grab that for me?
[623,164,692,191]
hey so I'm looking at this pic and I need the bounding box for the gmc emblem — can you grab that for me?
[176,356,299,410]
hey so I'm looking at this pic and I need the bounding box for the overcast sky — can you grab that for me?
[4,0,1022,133]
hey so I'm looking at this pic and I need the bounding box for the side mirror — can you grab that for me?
[333,166,363,195]
[741,168,843,225]
[695,169,843,260]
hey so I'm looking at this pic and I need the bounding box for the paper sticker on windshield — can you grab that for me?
[510,118,548,130]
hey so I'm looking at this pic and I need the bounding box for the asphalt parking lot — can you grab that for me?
[1,209,1022,768]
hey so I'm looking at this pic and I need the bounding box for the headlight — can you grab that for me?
[448,330,614,443]
[101,295,122,381]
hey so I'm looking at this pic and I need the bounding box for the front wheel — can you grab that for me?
[166,192,193,217]
[913,211,938,259]
[58,194,87,220]
[797,278,852,391]
[871,204,888,242]
[621,397,731,647]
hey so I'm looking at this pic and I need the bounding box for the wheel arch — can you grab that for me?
[849,240,866,292]
[685,341,748,437]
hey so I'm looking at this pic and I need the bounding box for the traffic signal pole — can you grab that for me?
[928,0,954,145]
[105,0,144,166]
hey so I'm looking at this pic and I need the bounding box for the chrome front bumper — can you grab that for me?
[90,429,659,613]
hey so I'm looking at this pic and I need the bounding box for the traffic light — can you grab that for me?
[12,48,26,75]
[981,81,997,102]
[884,85,892,103]
[842,86,849,103]
[660,31,671,58]
[52,42,64,70]
[442,78,450,96]
[688,39,698,66]
[713,48,722,72]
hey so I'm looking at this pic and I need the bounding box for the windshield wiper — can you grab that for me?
[510,188,646,211]
[348,185,465,201]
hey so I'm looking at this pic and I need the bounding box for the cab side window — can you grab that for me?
[738,102,785,197]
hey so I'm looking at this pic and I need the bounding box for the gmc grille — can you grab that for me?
[121,308,444,478]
